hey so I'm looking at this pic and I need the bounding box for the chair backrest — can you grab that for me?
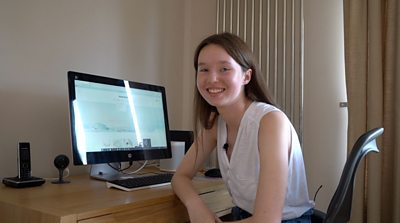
[324,127,384,223]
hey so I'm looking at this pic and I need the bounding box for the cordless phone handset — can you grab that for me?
[18,142,32,180]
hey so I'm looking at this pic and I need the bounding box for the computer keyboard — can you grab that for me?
[106,173,174,192]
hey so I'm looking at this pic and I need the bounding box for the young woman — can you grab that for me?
[171,32,314,223]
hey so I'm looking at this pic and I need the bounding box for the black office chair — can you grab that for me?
[312,127,384,223]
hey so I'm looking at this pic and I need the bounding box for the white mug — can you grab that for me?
[159,141,185,171]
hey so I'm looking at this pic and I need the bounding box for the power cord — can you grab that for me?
[44,167,70,181]
[121,160,148,175]
[106,161,149,175]
[314,185,323,202]
[107,162,133,172]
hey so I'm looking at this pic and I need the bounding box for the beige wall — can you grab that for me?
[303,0,347,212]
[0,0,345,214]
[0,0,215,178]
[180,0,216,129]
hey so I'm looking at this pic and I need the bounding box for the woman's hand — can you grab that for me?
[186,203,218,223]
[171,126,219,223]
[214,215,223,223]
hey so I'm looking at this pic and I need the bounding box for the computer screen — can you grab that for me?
[67,71,172,168]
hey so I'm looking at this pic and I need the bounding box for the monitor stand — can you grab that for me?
[89,163,124,181]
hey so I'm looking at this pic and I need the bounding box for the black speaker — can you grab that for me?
[52,154,70,184]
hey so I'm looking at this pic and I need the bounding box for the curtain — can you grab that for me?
[216,0,304,141]
[343,0,400,222]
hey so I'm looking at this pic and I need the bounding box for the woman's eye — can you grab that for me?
[221,67,230,72]
[198,68,208,72]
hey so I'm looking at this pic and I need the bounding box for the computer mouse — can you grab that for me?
[204,168,222,178]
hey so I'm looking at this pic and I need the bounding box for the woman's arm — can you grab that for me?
[252,111,290,222]
[171,123,218,223]
[225,111,291,223]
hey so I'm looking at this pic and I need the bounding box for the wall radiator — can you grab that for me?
[216,0,304,141]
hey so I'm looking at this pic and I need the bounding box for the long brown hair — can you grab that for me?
[193,32,275,135]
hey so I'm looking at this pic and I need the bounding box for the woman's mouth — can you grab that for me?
[207,88,225,94]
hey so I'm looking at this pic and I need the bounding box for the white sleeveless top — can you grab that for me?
[217,102,314,220]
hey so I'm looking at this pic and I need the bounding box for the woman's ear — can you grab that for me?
[243,69,252,85]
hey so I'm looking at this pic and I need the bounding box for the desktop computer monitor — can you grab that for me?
[67,71,172,180]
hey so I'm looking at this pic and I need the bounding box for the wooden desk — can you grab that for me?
[0,174,233,223]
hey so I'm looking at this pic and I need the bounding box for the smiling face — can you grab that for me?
[196,44,251,109]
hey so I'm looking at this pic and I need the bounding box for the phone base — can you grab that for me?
[2,176,45,188]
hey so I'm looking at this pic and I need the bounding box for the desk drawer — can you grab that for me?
[201,188,233,217]
[78,199,188,223]
[78,189,233,223]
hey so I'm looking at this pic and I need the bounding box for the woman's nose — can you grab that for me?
[207,70,218,83]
